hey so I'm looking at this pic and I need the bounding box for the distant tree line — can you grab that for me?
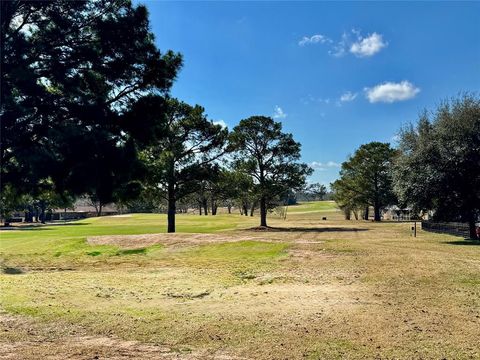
[331,95,480,240]
[0,0,311,231]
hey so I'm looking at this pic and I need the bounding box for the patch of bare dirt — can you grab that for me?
[87,232,261,249]
[87,230,330,249]
[0,313,242,360]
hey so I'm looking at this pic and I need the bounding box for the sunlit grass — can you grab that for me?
[1,201,479,359]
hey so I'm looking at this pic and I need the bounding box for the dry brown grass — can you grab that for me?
[1,207,480,359]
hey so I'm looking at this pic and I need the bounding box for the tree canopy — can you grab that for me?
[393,94,480,239]
[1,0,181,217]
[141,98,227,232]
[332,142,397,221]
[228,116,312,227]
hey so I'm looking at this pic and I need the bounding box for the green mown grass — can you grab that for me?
[0,212,263,268]
[287,200,338,213]
[0,202,332,268]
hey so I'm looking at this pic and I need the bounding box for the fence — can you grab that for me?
[421,221,470,237]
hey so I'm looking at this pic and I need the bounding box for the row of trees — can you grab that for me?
[332,95,480,239]
[136,108,312,232]
[1,1,311,231]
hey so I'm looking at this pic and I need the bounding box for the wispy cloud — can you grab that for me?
[340,91,357,102]
[273,105,287,119]
[329,32,349,57]
[298,34,331,46]
[365,81,420,103]
[309,161,341,171]
[300,95,330,105]
[304,29,387,58]
[350,32,386,57]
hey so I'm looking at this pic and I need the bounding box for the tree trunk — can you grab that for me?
[260,197,267,227]
[98,204,103,217]
[40,202,46,224]
[243,204,248,216]
[25,209,33,222]
[344,207,351,220]
[363,207,369,220]
[202,199,208,216]
[211,198,217,215]
[374,203,381,222]
[353,210,358,220]
[468,219,478,240]
[227,204,232,214]
[167,183,176,233]
[199,203,202,215]
[250,204,255,217]
[373,174,380,222]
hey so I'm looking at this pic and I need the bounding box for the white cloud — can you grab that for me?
[350,32,386,57]
[329,32,349,57]
[324,30,387,58]
[326,161,340,167]
[298,34,331,46]
[309,161,341,171]
[365,81,420,103]
[213,119,227,129]
[340,91,357,102]
[273,105,287,119]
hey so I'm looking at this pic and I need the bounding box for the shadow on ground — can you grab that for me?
[1,222,90,231]
[2,267,24,275]
[445,239,480,246]
[248,226,369,233]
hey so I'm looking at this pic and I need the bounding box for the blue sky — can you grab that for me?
[139,1,480,186]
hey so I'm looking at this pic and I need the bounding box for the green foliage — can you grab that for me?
[332,142,397,221]
[216,169,257,215]
[1,1,182,214]
[228,116,312,226]
[303,183,327,201]
[0,185,21,221]
[140,98,228,231]
[393,94,480,238]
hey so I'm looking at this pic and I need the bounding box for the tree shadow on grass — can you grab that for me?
[2,267,24,275]
[0,226,51,231]
[1,222,91,231]
[445,239,480,246]
[115,248,147,256]
[248,226,369,233]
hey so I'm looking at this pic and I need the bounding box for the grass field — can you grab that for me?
[1,201,480,359]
